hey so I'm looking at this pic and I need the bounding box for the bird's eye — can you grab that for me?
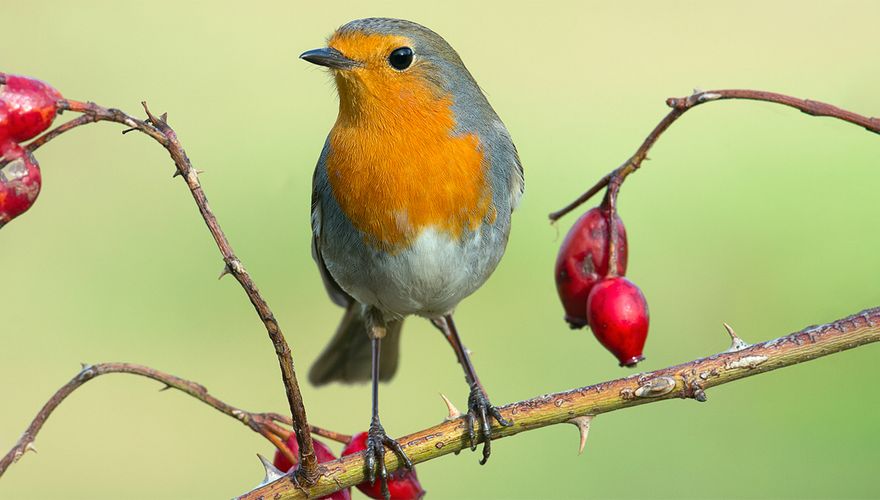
[388,47,414,70]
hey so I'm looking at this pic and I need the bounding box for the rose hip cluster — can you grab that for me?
[273,431,424,500]
[555,206,649,366]
[0,73,62,228]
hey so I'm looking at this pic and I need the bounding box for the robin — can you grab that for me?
[300,17,524,496]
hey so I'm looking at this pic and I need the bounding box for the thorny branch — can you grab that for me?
[23,96,321,483]
[548,89,880,221]
[6,80,879,498]
[0,363,351,478]
[244,307,880,499]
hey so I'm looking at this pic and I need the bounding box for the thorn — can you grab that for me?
[567,415,593,454]
[160,112,168,123]
[692,87,704,95]
[257,453,286,486]
[723,322,750,352]
[195,169,205,175]
[439,393,461,420]
[159,384,173,392]
[172,170,182,178]
[723,322,737,338]
[79,362,91,371]
[24,442,37,454]
[218,265,231,280]
[121,127,137,135]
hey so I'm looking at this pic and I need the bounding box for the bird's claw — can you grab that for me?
[366,417,413,500]
[466,382,512,465]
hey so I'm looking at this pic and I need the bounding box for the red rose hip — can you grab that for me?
[273,432,351,500]
[0,101,10,143]
[586,277,649,367]
[0,74,63,143]
[555,206,628,328]
[342,432,425,500]
[0,142,42,228]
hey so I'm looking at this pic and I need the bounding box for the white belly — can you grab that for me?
[334,227,505,319]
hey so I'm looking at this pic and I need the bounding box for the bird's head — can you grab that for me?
[300,18,485,124]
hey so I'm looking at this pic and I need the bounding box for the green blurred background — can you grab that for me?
[2,1,879,498]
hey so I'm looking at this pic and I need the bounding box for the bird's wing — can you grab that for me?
[311,141,352,308]
[485,117,524,213]
[509,144,525,211]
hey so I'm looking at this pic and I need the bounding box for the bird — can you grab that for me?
[300,17,524,497]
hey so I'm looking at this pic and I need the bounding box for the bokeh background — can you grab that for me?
[3,1,879,498]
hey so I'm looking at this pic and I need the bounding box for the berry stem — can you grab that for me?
[600,175,622,278]
[266,414,353,444]
[264,429,299,469]
[306,425,354,445]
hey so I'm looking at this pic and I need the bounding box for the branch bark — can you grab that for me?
[25,98,320,482]
[241,307,880,499]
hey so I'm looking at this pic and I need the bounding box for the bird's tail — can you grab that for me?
[308,304,403,386]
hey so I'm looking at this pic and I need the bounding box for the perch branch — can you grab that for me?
[0,362,351,478]
[241,307,880,499]
[25,98,320,482]
[548,89,880,221]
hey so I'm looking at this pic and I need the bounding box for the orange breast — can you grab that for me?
[326,83,493,253]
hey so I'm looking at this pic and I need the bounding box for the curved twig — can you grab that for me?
[549,89,880,221]
[24,98,320,482]
[0,363,350,478]
[241,307,880,499]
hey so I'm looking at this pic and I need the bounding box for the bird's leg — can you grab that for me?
[432,314,512,464]
[365,310,412,500]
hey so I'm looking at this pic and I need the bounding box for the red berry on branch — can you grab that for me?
[342,432,425,500]
[272,433,351,500]
[0,101,10,143]
[555,206,628,328]
[0,142,42,229]
[0,74,63,143]
[586,277,649,367]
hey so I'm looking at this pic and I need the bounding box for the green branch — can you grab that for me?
[240,307,880,499]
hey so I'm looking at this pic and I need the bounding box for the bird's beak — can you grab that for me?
[299,47,359,70]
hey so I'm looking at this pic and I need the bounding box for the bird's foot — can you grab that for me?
[366,416,413,500]
[465,382,513,465]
